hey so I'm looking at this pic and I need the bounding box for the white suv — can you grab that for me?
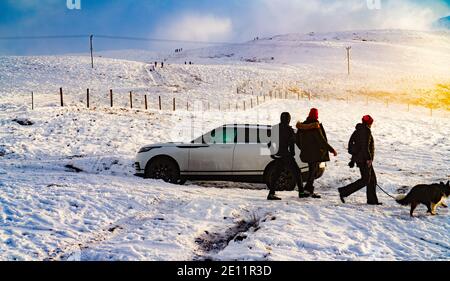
[135,124,326,190]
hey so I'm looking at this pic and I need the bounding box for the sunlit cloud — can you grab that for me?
[153,14,233,42]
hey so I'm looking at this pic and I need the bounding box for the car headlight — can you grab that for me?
[138,146,161,153]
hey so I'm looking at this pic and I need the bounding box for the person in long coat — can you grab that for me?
[296,108,337,198]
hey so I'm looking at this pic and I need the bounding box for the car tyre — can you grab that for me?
[145,157,181,184]
[265,163,297,192]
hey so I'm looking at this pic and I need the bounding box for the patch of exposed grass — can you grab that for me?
[355,83,450,111]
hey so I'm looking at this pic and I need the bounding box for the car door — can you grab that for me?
[187,126,236,175]
[233,126,272,176]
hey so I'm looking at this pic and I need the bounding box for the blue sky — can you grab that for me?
[1,0,449,55]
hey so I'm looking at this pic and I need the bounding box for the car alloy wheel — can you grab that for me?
[146,157,180,184]
[276,169,296,191]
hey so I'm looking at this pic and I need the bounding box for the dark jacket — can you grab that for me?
[296,118,334,163]
[351,123,375,163]
[271,123,296,158]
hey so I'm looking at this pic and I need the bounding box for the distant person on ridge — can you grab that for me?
[296,108,337,198]
[269,112,303,201]
[338,115,382,205]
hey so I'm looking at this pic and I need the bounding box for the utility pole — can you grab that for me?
[346,46,352,75]
[90,35,94,68]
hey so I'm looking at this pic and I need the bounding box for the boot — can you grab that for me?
[267,194,282,201]
[299,191,311,198]
[368,202,383,205]
[338,189,346,204]
[311,193,322,199]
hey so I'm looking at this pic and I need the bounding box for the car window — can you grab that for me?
[259,128,271,144]
[235,127,272,144]
[204,126,236,144]
[235,128,248,144]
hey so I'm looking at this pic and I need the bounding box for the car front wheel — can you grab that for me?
[145,157,181,184]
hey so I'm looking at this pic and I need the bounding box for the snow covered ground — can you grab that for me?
[1,98,449,261]
[0,30,449,260]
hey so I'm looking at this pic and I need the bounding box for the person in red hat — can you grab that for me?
[338,115,382,205]
[296,108,337,199]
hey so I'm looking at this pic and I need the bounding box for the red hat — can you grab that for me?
[362,115,374,125]
[308,108,319,120]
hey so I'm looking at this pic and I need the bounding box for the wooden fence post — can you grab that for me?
[244,101,246,111]
[251,99,253,108]
[187,101,189,111]
[60,87,64,107]
[31,91,34,110]
[159,96,162,110]
[308,92,311,101]
[87,89,90,108]
[173,98,176,111]
[110,89,113,107]
[144,95,148,110]
[129,91,133,109]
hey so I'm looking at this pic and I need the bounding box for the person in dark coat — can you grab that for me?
[296,108,337,198]
[338,115,382,205]
[268,112,303,200]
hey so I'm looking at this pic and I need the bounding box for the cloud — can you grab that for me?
[153,14,232,42]
[230,0,450,40]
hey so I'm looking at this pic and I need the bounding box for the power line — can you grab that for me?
[0,34,237,45]
[0,35,89,40]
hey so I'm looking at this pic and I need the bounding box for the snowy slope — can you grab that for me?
[2,30,449,110]
[0,98,449,261]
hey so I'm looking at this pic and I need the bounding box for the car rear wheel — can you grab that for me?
[265,164,297,192]
[145,157,181,184]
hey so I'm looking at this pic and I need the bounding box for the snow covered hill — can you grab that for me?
[2,30,449,110]
[0,29,449,261]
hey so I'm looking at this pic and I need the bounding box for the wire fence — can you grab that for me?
[24,85,313,113]
[20,84,449,119]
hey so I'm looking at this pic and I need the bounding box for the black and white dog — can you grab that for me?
[396,181,450,217]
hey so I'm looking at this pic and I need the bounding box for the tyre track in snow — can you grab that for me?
[193,209,275,261]
[45,195,186,261]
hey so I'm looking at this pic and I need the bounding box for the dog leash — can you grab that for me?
[376,183,396,200]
